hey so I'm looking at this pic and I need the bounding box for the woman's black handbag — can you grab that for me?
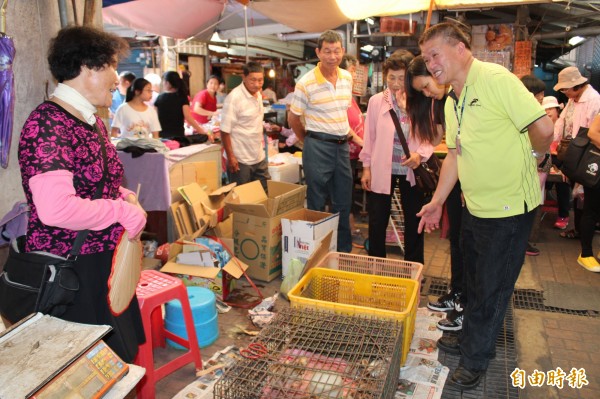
[0,237,80,323]
[389,109,440,193]
[560,128,600,189]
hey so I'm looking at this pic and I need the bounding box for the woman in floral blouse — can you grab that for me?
[18,26,146,362]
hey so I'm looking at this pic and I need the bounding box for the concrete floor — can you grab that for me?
[143,207,600,399]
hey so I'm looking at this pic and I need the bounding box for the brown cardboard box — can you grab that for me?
[225,181,306,282]
[172,182,236,239]
[169,161,219,203]
[159,238,248,299]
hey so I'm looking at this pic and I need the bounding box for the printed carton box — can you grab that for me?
[225,180,306,281]
[281,209,338,278]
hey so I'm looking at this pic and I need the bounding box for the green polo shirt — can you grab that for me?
[445,59,546,218]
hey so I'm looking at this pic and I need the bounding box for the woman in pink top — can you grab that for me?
[360,51,434,263]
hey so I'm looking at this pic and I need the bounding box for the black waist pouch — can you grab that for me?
[0,236,79,324]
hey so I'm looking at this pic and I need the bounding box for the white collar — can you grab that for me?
[51,83,97,125]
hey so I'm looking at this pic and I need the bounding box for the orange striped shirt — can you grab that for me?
[290,63,352,135]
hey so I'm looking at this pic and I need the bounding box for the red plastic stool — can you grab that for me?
[134,270,203,399]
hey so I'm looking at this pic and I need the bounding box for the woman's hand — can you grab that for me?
[361,167,372,191]
[123,194,147,241]
[401,152,422,169]
[124,193,147,220]
[121,202,146,241]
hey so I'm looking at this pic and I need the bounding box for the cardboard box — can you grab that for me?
[160,238,248,299]
[169,161,219,203]
[172,182,236,239]
[281,209,339,278]
[226,180,306,282]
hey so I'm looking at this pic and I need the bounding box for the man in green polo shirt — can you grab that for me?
[417,23,554,390]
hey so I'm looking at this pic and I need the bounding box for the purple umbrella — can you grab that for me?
[0,33,15,169]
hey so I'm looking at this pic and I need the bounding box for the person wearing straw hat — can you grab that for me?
[553,67,599,145]
[552,67,600,271]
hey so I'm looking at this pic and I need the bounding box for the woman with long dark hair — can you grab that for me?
[155,71,211,140]
[406,55,464,331]
[360,51,434,263]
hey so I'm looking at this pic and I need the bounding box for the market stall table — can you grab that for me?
[118,144,222,243]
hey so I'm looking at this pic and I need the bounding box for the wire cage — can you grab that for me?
[214,308,403,399]
[287,268,418,365]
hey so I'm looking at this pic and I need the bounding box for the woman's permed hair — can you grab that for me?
[47,25,128,83]
[340,54,358,71]
[126,78,151,102]
[382,50,414,80]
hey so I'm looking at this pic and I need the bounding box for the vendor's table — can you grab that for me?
[118,144,222,243]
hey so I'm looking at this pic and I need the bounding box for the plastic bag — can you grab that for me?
[280,258,304,300]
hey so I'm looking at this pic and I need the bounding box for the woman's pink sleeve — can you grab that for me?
[30,170,146,237]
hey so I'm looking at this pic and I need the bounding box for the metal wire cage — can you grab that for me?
[214,308,403,399]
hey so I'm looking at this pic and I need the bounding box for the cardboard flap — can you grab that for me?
[300,230,332,278]
[268,185,307,216]
[210,182,236,197]
[223,258,249,279]
[226,201,271,218]
[160,262,221,279]
[227,180,267,205]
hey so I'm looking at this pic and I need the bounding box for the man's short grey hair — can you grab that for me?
[318,30,343,50]
[419,22,471,50]
[243,61,264,76]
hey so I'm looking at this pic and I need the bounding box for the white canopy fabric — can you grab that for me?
[103,0,559,40]
[102,0,226,40]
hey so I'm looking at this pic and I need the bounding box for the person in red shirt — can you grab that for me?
[340,54,365,247]
[191,75,220,124]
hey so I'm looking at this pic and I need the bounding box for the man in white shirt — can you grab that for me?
[221,62,270,190]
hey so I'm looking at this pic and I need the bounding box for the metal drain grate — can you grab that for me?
[437,303,520,399]
[424,277,600,318]
[423,277,520,398]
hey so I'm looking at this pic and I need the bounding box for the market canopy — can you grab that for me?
[102,0,561,39]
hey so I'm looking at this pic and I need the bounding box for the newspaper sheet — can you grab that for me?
[173,346,242,399]
[396,308,450,399]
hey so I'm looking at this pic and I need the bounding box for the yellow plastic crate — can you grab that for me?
[314,251,423,283]
[288,267,418,365]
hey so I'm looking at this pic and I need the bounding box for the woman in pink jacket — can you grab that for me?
[360,51,434,263]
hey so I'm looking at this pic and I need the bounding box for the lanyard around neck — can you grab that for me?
[452,87,468,136]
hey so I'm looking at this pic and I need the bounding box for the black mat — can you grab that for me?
[425,277,520,399]
[542,281,600,312]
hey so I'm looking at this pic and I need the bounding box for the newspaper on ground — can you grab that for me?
[395,308,450,399]
[172,346,242,399]
[248,293,279,328]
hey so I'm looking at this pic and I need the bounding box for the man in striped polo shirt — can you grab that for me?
[289,30,354,252]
